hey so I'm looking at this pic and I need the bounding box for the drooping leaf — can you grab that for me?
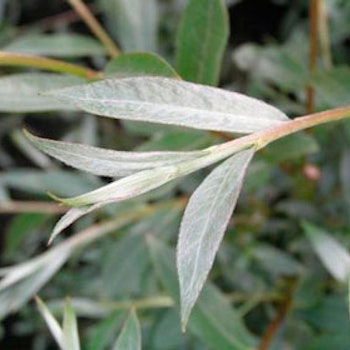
[148,237,256,349]
[48,205,102,244]
[113,309,141,350]
[25,130,207,177]
[63,298,81,350]
[177,148,255,328]
[176,0,229,86]
[100,0,158,52]
[303,222,350,282]
[35,296,64,350]
[47,77,289,134]
[4,33,106,57]
[105,52,179,78]
[0,73,83,112]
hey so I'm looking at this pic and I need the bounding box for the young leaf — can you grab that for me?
[49,165,179,207]
[177,148,255,328]
[35,296,64,350]
[4,33,106,57]
[47,77,289,134]
[113,309,141,350]
[303,222,350,282]
[0,73,83,112]
[63,298,81,350]
[25,130,206,177]
[176,0,229,86]
[105,52,179,78]
[48,205,102,244]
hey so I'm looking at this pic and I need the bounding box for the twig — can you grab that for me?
[25,4,99,31]
[217,106,350,155]
[0,201,68,214]
[318,0,332,69]
[306,0,320,113]
[258,279,297,350]
[0,51,102,79]
[66,0,120,58]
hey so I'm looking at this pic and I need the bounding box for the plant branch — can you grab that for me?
[318,0,332,69]
[258,279,297,350]
[306,0,320,113]
[24,4,99,31]
[0,51,101,79]
[66,0,120,58]
[0,201,68,214]
[217,106,350,156]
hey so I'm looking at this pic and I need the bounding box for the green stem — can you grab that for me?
[0,51,102,79]
[49,296,174,317]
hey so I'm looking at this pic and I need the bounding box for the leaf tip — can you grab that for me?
[46,190,64,203]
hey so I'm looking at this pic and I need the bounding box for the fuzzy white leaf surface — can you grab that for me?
[177,149,255,327]
[63,299,81,350]
[47,77,289,134]
[36,296,64,350]
[25,131,207,177]
[55,165,179,207]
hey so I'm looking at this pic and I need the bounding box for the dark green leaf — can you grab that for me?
[105,52,179,78]
[176,0,229,85]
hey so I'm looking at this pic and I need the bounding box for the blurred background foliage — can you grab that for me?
[0,0,350,349]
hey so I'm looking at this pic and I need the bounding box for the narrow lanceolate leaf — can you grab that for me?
[48,205,103,244]
[47,77,289,134]
[113,309,141,350]
[25,130,206,177]
[105,52,179,78]
[35,296,64,350]
[177,149,255,328]
[0,73,83,112]
[303,222,350,282]
[176,0,229,86]
[50,166,179,207]
[63,298,81,350]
